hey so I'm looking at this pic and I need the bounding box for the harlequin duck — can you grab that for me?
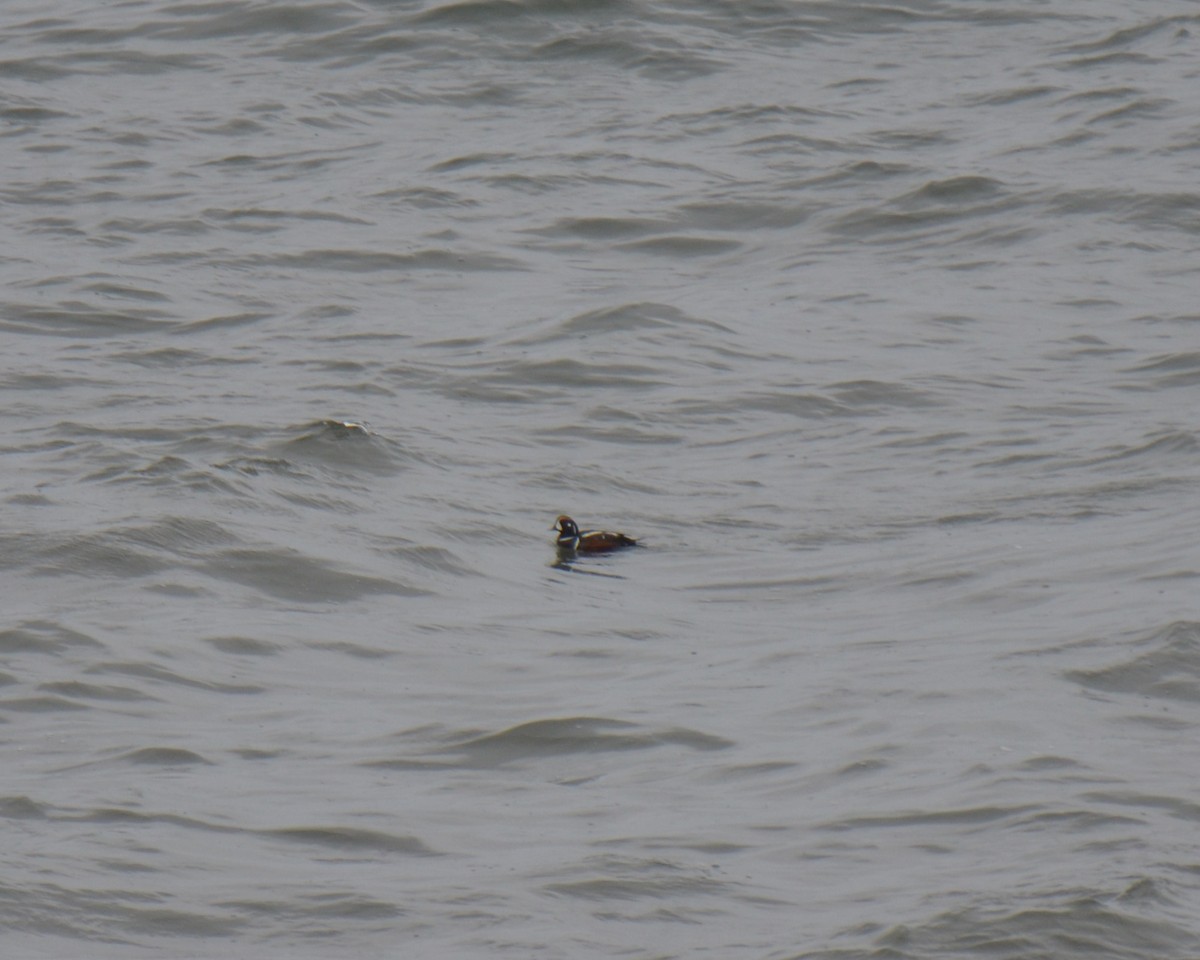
[553,515,639,553]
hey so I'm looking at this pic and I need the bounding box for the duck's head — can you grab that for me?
[553,515,578,537]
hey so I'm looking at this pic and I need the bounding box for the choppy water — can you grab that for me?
[3,1,1200,957]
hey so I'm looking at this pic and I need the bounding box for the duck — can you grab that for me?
[553,515,639,553]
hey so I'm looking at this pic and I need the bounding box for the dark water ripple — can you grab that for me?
[366,715,733,770]
[1067,621,1200,703]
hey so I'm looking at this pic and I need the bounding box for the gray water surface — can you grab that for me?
[3,1,1200,957]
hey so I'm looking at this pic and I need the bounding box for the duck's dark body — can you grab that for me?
[553,515,639,553]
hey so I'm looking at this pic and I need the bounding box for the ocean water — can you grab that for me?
[3,0,1200,957]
